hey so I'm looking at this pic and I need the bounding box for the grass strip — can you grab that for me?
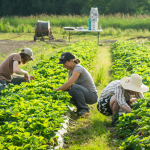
[62,44,118,150]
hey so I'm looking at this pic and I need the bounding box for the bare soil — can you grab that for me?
[0,40,37,56]
[0,36,148,56]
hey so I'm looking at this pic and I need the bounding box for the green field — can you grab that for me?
[1,14,150,39]
[0,15,150,150]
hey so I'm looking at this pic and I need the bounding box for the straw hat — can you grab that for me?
[120,74,149,92]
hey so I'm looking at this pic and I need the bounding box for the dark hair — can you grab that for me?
[124,89,140,105]
[19,52,30,64]
[58,52,80,64]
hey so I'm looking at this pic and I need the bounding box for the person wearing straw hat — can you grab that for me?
[97,74,149,125]
[54,52,98,116]
[0,48,35,93]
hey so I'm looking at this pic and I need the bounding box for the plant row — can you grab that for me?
[110,41,150,150]
[0,41,97,150]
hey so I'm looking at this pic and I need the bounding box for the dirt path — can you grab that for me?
[0,36,148,56]
[0,40,37,56]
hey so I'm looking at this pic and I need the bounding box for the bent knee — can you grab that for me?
[70,84,79,90]
[110,95,118,109]
[110,95,117,102]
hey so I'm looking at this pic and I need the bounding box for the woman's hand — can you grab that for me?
[53,71,80,91]
[29,75,35,80]
[53,88,59,91]
[129,98,137,108]
[130,98,137,102]
[24,72,29,82]
[24,75,35,82]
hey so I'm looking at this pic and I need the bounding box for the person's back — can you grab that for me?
[69,64,97,93]
[0,53,21,83]
[0,48,35,93]
[99,80,120,101]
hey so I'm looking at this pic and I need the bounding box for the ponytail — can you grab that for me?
[73,58,80,64]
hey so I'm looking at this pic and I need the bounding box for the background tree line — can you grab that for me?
[0,0,150,16]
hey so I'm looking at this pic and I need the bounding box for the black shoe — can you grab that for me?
[111,117,118,127]
[77,109,90,116]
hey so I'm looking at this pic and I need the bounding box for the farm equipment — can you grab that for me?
[34,20,54,41]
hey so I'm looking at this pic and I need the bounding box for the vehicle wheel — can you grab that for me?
[52,35,54,39]
[34,36,36,41]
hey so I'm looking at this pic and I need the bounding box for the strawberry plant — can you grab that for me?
[110,41,150,149]
[0,41,97,149]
